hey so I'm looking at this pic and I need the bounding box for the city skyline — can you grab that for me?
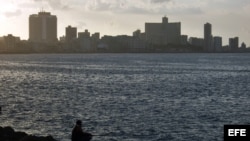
[0,0,249,46]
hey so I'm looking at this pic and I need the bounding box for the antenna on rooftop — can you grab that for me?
[39,6,46,13]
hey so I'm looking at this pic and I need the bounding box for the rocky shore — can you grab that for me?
[0,126,56,141]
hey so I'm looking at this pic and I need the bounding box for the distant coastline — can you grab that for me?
[0,46,249,54]
[0,40,250,54]
[1,51,250,54]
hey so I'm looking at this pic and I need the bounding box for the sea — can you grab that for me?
[0,53,250,141]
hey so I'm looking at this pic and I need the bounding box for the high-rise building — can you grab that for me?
[204,23,213,52]
[145,17,181,45]
[229,37,239,50]
[213,36,222,52]
[66,25,77,41]
[29,11,57,43]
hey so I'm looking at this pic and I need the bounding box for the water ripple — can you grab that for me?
[0,53,250,141]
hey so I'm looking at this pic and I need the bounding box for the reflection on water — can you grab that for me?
[0,53,250,141]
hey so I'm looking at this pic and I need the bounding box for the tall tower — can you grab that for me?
[29,11,57,43]
[204,23,212,52]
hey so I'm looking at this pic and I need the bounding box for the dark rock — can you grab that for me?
[3,126,15,134]
[20,135,56,141]
[0,126,56,141]
[13,131,28,141]
[0,126,15,141]
[0,126,3,135]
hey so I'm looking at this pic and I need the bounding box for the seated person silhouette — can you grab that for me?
[72,120,92,141]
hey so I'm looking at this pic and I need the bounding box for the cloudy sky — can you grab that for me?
[0,0,249,46]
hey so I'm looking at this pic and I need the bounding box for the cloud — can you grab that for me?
[84,0,161,14]
[178,7,204,15]
[125,6,153,14]
[82,0,205,16]
[77,22,87,30]
[27,0,201,16]
[33,0,71,10]
[85,0,127,12]
[151,0,171,3]
[88,0,113,11]
[4,9,22,18]
[243,3,250,13]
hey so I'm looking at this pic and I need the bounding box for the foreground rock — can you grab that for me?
[0,126,56,141]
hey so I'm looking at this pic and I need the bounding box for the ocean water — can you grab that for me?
[0,53,250,141]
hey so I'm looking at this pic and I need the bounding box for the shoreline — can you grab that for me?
[0,126,56,141]
[0,51,250,55]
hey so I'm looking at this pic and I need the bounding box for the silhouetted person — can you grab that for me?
[72,120,92,141]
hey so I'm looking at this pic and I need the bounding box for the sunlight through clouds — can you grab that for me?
[0,1,17,16]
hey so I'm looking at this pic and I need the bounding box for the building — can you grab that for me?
[0,34,21,52]
[78,30,91,51]
[59,36,66,42]
[133,29,146,41]
[229,37,239,50]
[133,29,141,38]
[181,35,188,45]
[145,16,181,45]
[91,32,100,51]
[29,11,57,43]
[213,36,222,52]
[204,23,213,52]
[92,32,100,41]
[3,34,21,48]
[189,37,204,47]
[78,30,90,38]
[66,25,77,41]
[241,42,246,49]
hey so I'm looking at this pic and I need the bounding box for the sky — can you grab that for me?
[0,0,249,46]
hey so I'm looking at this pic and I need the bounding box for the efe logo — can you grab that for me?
[228,129,246,136]
[224,125,250,141]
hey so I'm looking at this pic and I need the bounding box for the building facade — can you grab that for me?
[181,35,188,45]
[29,11,57,43]
[78,30,91,51]
[145,17,181,45]
[133,29,141,38]
[229,37,239,50]
[189,37,204,47]
[213,36,222,52]
[92,33,100,41]
[204,23,213,52]
[78,30,90,38]
[66,25,77,41]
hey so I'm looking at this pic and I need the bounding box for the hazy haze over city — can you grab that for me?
[0,0,249,46]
